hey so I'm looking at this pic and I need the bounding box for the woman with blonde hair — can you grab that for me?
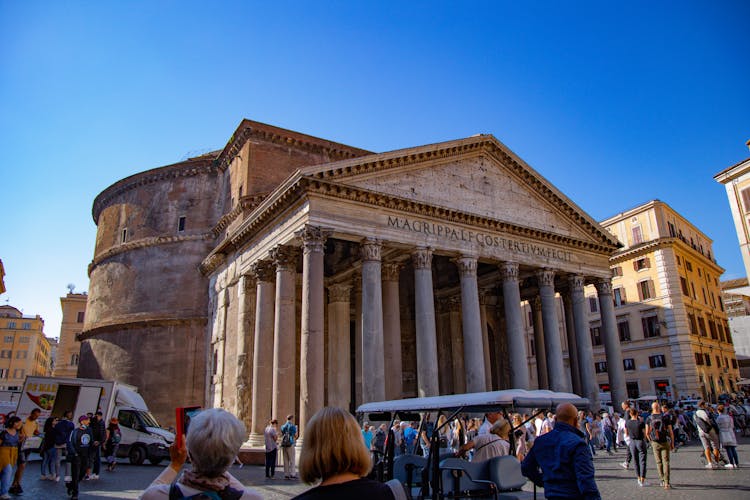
[293,407,403,499]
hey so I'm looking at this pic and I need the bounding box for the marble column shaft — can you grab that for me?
[298,226,328,434]
[382,263,403,400]
[327,283,352,410]
[271,245,298,423]
[456,256,486,393]
[248,261,275,446]
[531,297,548,389]
[562,292,582,395]
[501,262,530,390]
[597,279,628,409]
[570,275,599,409]
[361,239,385,403]
[413,247,439,397]
[537,269,569,392]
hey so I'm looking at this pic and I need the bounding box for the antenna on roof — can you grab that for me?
[66,283,76,294]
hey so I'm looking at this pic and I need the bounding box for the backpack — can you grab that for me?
[648,415,668,442]
[281,424,293,447]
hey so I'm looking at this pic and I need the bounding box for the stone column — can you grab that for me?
[235,274,255,430]
[413,247,439,397]
[270,245,298,424]
[537,269,569,392]
[561,291,582,395]
[569,275,599,408]
[297,226,329,437]
[596,279,628,408]
[361,238,385,403]
[500,262,530,390]
[448,297,466,394]
[531,297,548,389]
[248,261,275,447]
[478,290,493,391]
[327,283,351,410]
[382,262,403,400]
[455,256,486,393]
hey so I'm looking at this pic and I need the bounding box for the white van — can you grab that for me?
[15,376,173,465]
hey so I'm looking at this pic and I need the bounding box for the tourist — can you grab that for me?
[716,405,739,468]
[66,415,94,500]
[139,408,262,499]
[645,401,673,489]
[280,414,299,479]
[10,408,41,495]
[624,408,648,486]
[292,407,400,499]
[264,419,278,478]
[695,401,721,468]
[40,416,60,481]
[521,403,601,499]
[0,416,22,499]
[103,417,121,472]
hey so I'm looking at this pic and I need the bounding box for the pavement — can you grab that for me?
[10,436,750,499]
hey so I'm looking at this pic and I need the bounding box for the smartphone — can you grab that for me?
[175,406,202,448]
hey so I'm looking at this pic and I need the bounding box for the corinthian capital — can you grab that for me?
[536,268,556,288]
[269,245,298,272]
[360,238,382,262]
[296,225,330,254]
[454,256,478,278]
[595,279,613,296]
[250,260,276,282]
[499,261,519,281]
[412,247,433,270]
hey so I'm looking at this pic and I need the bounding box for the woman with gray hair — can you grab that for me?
[139,408,262,499]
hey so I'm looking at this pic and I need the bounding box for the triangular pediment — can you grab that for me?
[302,136,619,248]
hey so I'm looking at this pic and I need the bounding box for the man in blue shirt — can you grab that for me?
[521,403,601,500]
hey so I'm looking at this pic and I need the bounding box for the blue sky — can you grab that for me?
[1,1,749,337]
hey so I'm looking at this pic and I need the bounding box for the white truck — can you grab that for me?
[15,376,174,465]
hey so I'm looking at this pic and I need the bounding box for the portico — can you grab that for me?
[202,132,625,440]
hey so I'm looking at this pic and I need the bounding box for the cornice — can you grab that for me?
[215,120,371,172]
[88,233,214,276]
[609,237,725,274]
[92,157,218,224]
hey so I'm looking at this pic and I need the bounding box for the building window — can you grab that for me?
[623,358,635,371]
[0,350,11,359]
[6,322,15,329]
[626,381,640,399]
[649,355,667,368]
[589,297,598,313]
[695,352,703,365]
[704,353,711,366]
[121,228,128,243]
[595,361,608,373]
[637,280,655,300]
[614,287,626,307]
[632,226,643,245]
[178,216,186,232]
[3,336,11,343]
[71,354,79,366]
[590,326,602,346]
[618,319,631,342]
[697,316,707,337]
[680,277,690,296]
[634,258,650,271]
[642,315,660,338]
[77,311,85,323]
[612,266,623,277]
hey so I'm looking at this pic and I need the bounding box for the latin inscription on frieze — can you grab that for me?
[386,216,573,263]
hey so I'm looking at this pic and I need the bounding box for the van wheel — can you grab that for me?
[149,457,163,466]
[129,446,146,465]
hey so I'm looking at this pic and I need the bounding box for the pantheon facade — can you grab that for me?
[81,119,626,432]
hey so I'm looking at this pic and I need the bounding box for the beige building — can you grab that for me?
[54,292,87,377]
[0,305,52,390]
[583,200,739,401]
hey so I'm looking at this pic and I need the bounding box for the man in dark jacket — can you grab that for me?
[521,403,601,499]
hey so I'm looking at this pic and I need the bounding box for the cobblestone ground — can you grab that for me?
[14,436,750,499]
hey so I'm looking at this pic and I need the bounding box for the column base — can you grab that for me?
[245,432,265,448]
